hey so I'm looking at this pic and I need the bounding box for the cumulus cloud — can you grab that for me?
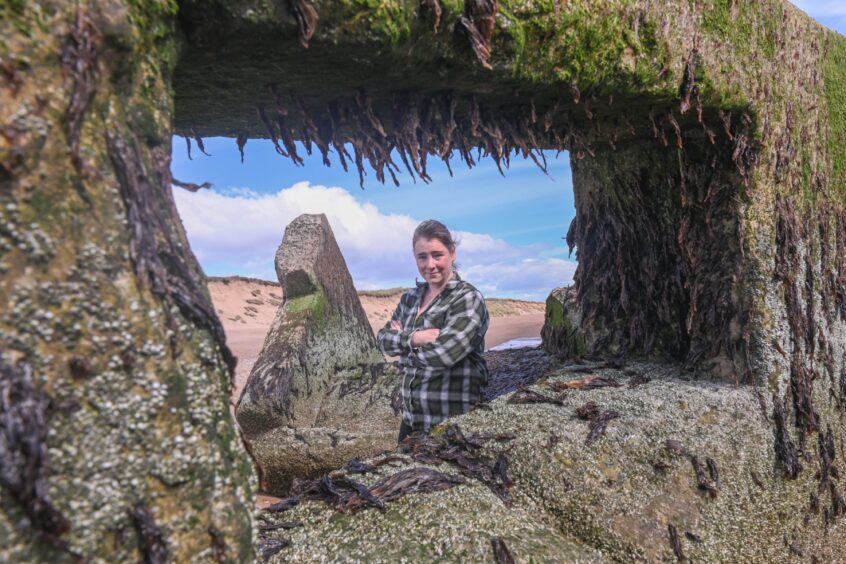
[173,182,576,300]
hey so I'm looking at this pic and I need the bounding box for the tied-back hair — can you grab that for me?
[413,219,460,271]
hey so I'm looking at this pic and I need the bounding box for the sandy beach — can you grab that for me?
[208,277,547,405]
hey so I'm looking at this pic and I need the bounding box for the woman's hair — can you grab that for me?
[413,219,457,252]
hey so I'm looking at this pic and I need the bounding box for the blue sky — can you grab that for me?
[172,1,844,301]
[173,139,578,301]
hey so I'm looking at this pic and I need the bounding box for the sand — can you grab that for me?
[209,276,546,408]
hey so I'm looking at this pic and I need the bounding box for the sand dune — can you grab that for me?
[208,276,547,403]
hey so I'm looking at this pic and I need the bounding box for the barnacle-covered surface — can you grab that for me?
[235,214,402,495]
[1,0,254,561]
[260,361,846,561]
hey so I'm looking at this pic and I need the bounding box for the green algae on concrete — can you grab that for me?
[236,214,401,495]
[4,0,846,560]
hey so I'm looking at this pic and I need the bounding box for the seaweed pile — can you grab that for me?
[255,423,515,557]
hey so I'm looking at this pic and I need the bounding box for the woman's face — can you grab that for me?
[413,237,456,287]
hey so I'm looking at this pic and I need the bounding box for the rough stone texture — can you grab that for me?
[236,214,401,495]
[260,360,846,562]
[1,0,254,561]
[3,0,846,560]
[541,286,585,358]
[170,0,846,385]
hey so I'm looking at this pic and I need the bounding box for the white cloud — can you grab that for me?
[173,182,576,300]
[463,259,578,302]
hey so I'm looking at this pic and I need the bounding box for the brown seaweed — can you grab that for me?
[547,375,620,391]
[105,130,236,378]
[236,133,248,163]
[772,393,801,479]
[491,537,516,564]
[420,0,443,31]
[208,526,227,563]
[338,468,465,513]
[68,356,92,379]
[60,6,99,180]
[0,360,70,545]
[705,457,720,488]
[342,455,404,475]
[190,127,211,156]
[172,179,212,192]
[129,502,167,564]
[507,386,565,406]
[399,424,514,505]
[456,0,498,70]
[691,456,718,497]
[668,523,685,561]
[575,401,599,420]
[264,497,301,512]
[286,0,317,48]
[626,371,651,387]
[679,54,696,114]
[258,538,290,559]
[585,409,619,445]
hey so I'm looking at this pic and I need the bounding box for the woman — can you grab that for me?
[377,220,489,443]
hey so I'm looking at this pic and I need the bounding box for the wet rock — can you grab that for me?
[236,214,401,494]
[541,286,585,359]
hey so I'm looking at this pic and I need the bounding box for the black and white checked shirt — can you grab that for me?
[377,273,489,431]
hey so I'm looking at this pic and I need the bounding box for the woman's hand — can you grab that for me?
[410,328,440,347]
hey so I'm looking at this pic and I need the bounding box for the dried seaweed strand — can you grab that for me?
[585,409,619,445]
[668,523,685,562]
[286,0,317,48]
[60,6,99,179]
[491,537,516,564]
[129,502,168,564]
[172,179,212,192]
[0,360,70,544]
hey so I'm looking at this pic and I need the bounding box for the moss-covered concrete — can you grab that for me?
[1,0,254,560]
[4,0,846,560]
[236,214,401,495]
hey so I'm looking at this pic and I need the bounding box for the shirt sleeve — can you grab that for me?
[376,294,414,357]
[403,288,487,369]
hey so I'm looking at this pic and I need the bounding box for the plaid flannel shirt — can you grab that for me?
[377,272,489,431]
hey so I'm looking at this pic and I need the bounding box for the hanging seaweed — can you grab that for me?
[190,127,211,156]
[773,394,801,479]
[420,0,443,32]
[172,179,212,192]
[105,130,236,376]
[60,6,99,180]
[286,0,318,48]
[236,133,248,163]
[456,0,498,70]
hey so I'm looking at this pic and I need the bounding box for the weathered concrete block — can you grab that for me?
[262,362,846,562]
[236,214,401,494]
[541,286,586,358]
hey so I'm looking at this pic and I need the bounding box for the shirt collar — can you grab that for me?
[414,271,462,295]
